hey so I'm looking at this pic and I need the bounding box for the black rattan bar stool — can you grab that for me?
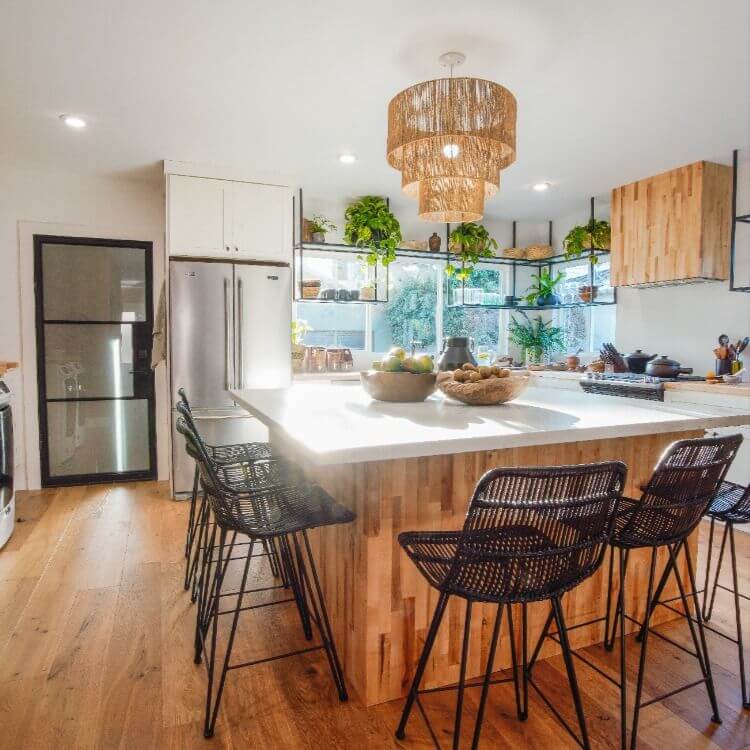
[175,393,283,594]
[556,434,742,750]
[395,461,627,750]
[176,416,355,739]
[702,479,750,708]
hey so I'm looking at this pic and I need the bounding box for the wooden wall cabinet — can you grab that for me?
[610,161,732,286]
[167,174,291,263]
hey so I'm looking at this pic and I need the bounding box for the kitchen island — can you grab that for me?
[231,383,750,705]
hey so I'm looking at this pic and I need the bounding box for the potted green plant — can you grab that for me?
[291,319,312,373]
[508,312,565,366]
[360,281,376,301]
[563,219,611,264]
[445,223,498,280]
[308,215,337,244]
[344,196,402,267]
[523,268,565,306]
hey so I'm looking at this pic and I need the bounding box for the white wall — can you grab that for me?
[616,283,750,373]
[0,165,168,489]
[554,200,750,373]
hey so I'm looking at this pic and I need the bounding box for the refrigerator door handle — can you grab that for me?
[236,278,244,388]
[224,277,232,390]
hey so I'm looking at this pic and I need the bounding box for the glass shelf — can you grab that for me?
[294,241,610,268]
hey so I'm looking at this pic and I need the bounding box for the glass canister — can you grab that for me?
[306,346,327,373]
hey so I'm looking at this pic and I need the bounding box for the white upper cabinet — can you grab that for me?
[167,174,290,263]
[168,175,230,256]
[231,181,290,262]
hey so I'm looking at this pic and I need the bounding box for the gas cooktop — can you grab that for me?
[579,372,705,401]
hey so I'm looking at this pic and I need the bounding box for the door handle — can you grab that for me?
[236,278,243,388]
[224,278,232,389]
[128,369,151,375]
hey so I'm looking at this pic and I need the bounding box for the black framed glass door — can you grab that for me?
[34,235,157,486]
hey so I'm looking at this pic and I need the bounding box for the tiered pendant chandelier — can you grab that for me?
[386,52,517,222]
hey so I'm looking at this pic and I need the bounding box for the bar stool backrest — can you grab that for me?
[177,387,191,413]
[175,400,201,458]
[448,462,627,603]
[618,434,742,547]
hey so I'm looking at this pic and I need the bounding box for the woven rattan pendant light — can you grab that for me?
[387,52,517,222]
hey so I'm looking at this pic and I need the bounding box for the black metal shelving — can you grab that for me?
[730,148,750,293]
[291,189,617,311]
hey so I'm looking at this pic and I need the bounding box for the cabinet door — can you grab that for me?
[168,175,232,257]
[231,182,291,262]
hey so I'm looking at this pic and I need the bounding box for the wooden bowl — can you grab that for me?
[438,374,530,405]
[360,371,437,402]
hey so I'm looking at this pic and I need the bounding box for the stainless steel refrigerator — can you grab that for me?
[169,259,291,494]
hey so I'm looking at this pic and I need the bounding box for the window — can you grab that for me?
[371,259,441,354]
[554,259,615,354]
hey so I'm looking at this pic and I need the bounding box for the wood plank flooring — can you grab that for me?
[0,481,747,749]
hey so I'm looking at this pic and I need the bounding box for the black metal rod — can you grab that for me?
[728,524,750,707]
[396,592,449,740]
[471,603,503,750]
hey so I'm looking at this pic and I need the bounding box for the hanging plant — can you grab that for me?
[445,223,498,280]
[344,196,402,266]
[563,219,610,264]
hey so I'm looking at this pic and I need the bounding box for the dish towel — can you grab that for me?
[151,280,167,369]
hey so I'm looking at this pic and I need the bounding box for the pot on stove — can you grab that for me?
[624,349,656,374]
[644,355,693,378]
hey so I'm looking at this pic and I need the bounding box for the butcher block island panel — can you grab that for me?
[231,384,750,705]
[610,160,732,286]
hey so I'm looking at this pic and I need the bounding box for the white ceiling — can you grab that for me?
[1,0,748,219]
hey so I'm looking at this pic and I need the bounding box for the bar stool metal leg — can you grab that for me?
[471,603,504,750]
[396,592,450,740]
[617,547,627,750]
[704,522,729,622]
[204,536,255,738]
[727,523,750,708]
[630,547,657,750]
[452,600,473,750]
[297,531,348,700]
[506,604,524,721]
[184,465,200,564]
[682,540,722,722]
[552,597,591,750]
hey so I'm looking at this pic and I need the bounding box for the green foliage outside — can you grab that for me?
[384,267,502,351]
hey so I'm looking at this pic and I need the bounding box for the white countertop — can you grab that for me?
[230,382,750,465]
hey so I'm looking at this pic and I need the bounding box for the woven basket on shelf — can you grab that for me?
[502,247,526,259]
[525,244,554,260]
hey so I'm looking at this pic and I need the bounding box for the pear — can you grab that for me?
[382,356,403,372]
[402,357,420,373]
[417,355,434,373]
[388,346,407,361]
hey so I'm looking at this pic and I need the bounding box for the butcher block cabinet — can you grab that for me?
[610,161,732,286]
[167,174,291,263]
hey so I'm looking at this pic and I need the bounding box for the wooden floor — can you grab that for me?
[0,481,747,749]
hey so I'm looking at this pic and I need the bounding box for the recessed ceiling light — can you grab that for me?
[442,143,460,159]
[532,182,550,192]
[60,114,86,129]
[338,153,357,164]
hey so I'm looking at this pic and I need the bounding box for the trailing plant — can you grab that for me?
[308,215,337,236]
[563,219,610,264]
[343,196,402,266]
[291,319,312,345]
[523,268,565,305]
[507,311,565,355]
[445,223,498,280]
